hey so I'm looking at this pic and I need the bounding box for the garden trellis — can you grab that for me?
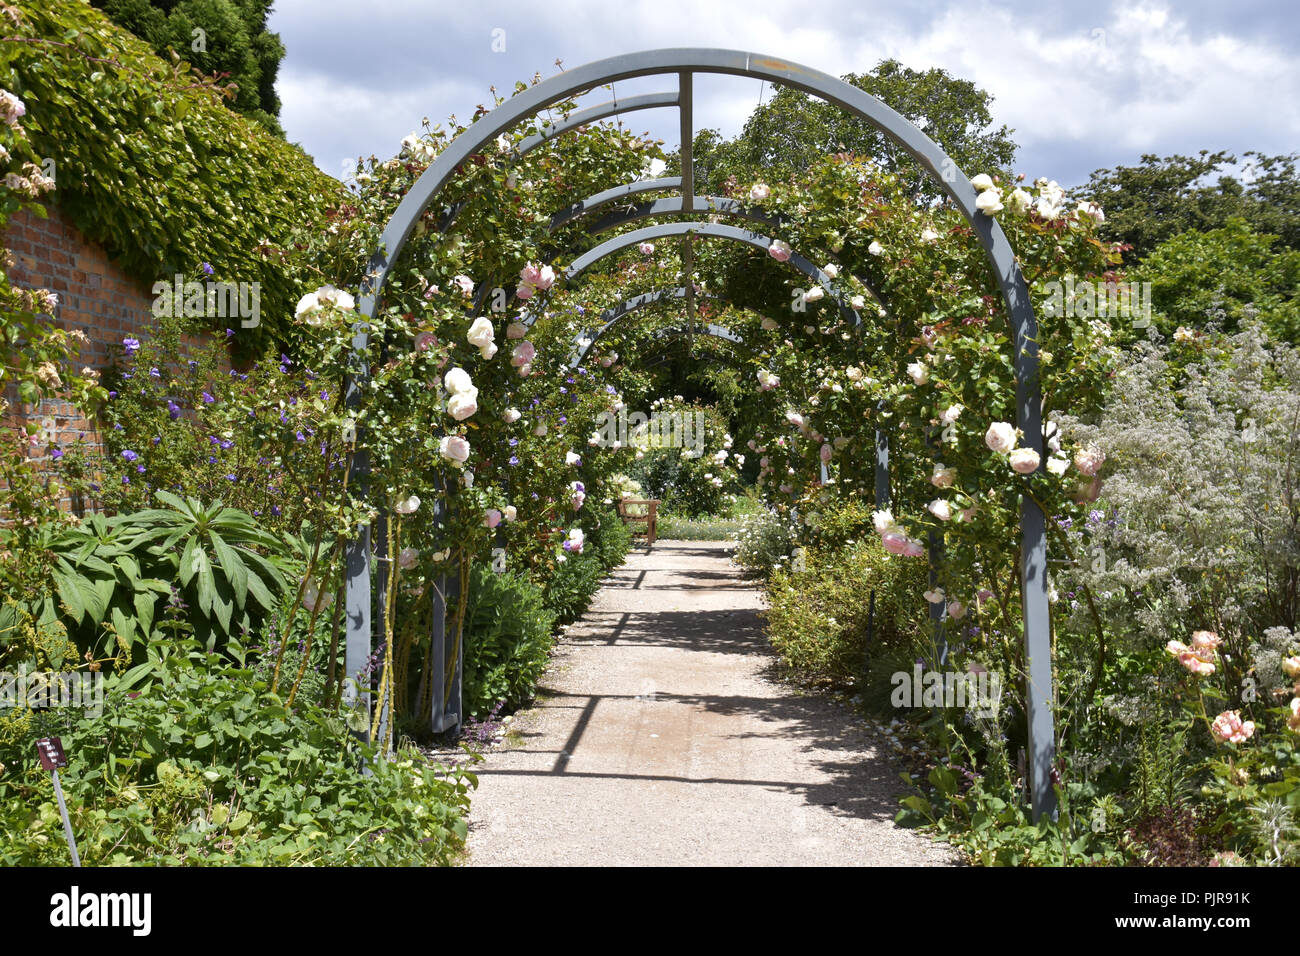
[345,49,1058,820]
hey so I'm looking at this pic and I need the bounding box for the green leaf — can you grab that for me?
[209,530,248,607]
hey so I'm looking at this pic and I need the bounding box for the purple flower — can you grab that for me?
[187,360,198,370]
[224,474,237,482]
[50,448,64,460]
[271,505,281,517]
[295,431,306,442]
[202,391,215,404]
[202,262,214,276]
[121,449,139,462]
[509,456,520,466]
[136,464,146,474]
[208,456,218,464]
[122,475,130,485]
[225,328,235,338]
[508,438,518,447]
[558,415,567,424]
[122,337,140,355]
[168,400,181,420]
[107,390,117,399]
[151,436,161,446]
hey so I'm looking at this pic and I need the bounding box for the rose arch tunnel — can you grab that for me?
[345,49,1057,819]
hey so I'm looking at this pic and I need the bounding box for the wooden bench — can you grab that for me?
[617,498,661,545]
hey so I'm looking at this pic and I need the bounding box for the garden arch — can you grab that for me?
[347,49,1056,819]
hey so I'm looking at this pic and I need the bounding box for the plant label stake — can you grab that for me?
[36,737,80,867]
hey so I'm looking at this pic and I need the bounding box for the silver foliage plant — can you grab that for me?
[1057,323,1300,654]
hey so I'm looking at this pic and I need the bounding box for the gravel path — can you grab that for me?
[463,540,957,866]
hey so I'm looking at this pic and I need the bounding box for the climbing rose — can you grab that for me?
[1009,448,1040,474]
[868,240,883,256]
[931,464,956,488]
[443,367,474,395]
[1006,187,1033,214]
[1046,455,1070,476]
[850,295,866,309]
[750,183,770,201]
[1288,698,1300,733]
[466,316,495,352]
[1076,200,1105,223]
[882,532,910,555]
[484,509,502,529]
[920,227,940,243]
[985,422,1017,453]
[397,547,419,570]
[562,528,585,553]
[823,263,839,279]
[447,390,478,421]
[439,435,470,463]
[768,240,791,262]
[924,588,946,604]
[394,494,421,515]
[928,499,953,521]
[300,579,333,613]
[785,410,805,429]
[970,173,995,191]
[757,369,779,391]
[1210,711,1255,745]
[414,331,436,352]
[940,404,963,424]
[947,600,967,620]
[316,284,355,311]
[761,317,779,331]
[453,275,474,296]
[1282,656,1300,678]
[902,538,926,558]
[565,451,581,466]
[1073,447,1105,476]
[504,505,517,522]
[804,286,825,303]
[639,242,655,255]
[976,188,1004,215]
[506,321,528,339]
[0,90,25,128]
[907,362,929,385]
[1167,639,1216,676]
[518,263,556,297]
[502,407,521,423]
[819,443,832,464]
[511,341,536,367]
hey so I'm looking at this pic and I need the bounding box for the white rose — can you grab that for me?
[750,182,771,202]
[443,367,474,395]
[823,263,839,279]
[446,389,479,421]
[928,499,953,521]
[907,361,929,385]
[804,286,825,303]
[985,422,1018,453]
[1009,447,1041,474]
[868,240,884,256]
[466,316,495,350]
[503,407,521,424]
[976,188,1004,216]
[850,295,866,309]
[970,173,995,191]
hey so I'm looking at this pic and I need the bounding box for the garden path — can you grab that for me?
[461,540,956,866]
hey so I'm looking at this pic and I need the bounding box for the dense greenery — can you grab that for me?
[1086,150,1300,263]
[2,0,339,348]
[91,0,286,133]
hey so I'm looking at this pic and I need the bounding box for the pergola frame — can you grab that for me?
[345,48,1056,820]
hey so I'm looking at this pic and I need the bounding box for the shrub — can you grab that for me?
[764,539,929,688]
[0,644,472,865]
[459,564,557,720]
[732,506,797,577]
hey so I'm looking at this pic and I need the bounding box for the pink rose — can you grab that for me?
[484,509,502,529]
[1210,710,1255,745]
[882,532,910,555]
[768,240,792,262]
[1009,448,1041,474]
[819,443,833,464]
[511,341,536,367]
[1073,447,1105,476]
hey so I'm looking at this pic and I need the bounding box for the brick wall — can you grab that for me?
[3,203,224,510]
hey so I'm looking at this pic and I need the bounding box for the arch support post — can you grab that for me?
[1020,497,1055,821]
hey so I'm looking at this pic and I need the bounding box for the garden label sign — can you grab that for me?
[36,736,81,867]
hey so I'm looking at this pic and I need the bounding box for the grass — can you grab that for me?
[655,490,763,541]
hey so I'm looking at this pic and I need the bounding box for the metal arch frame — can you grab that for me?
[565,222,857,325]
[347,48,1055,819]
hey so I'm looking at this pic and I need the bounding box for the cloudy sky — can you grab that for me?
[269,0,1298,189]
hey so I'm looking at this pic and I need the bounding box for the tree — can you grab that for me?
[671,59,1018,202]
[1131,218,1300,343]
[1086,151,1300,263]
[91,0,285,135]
